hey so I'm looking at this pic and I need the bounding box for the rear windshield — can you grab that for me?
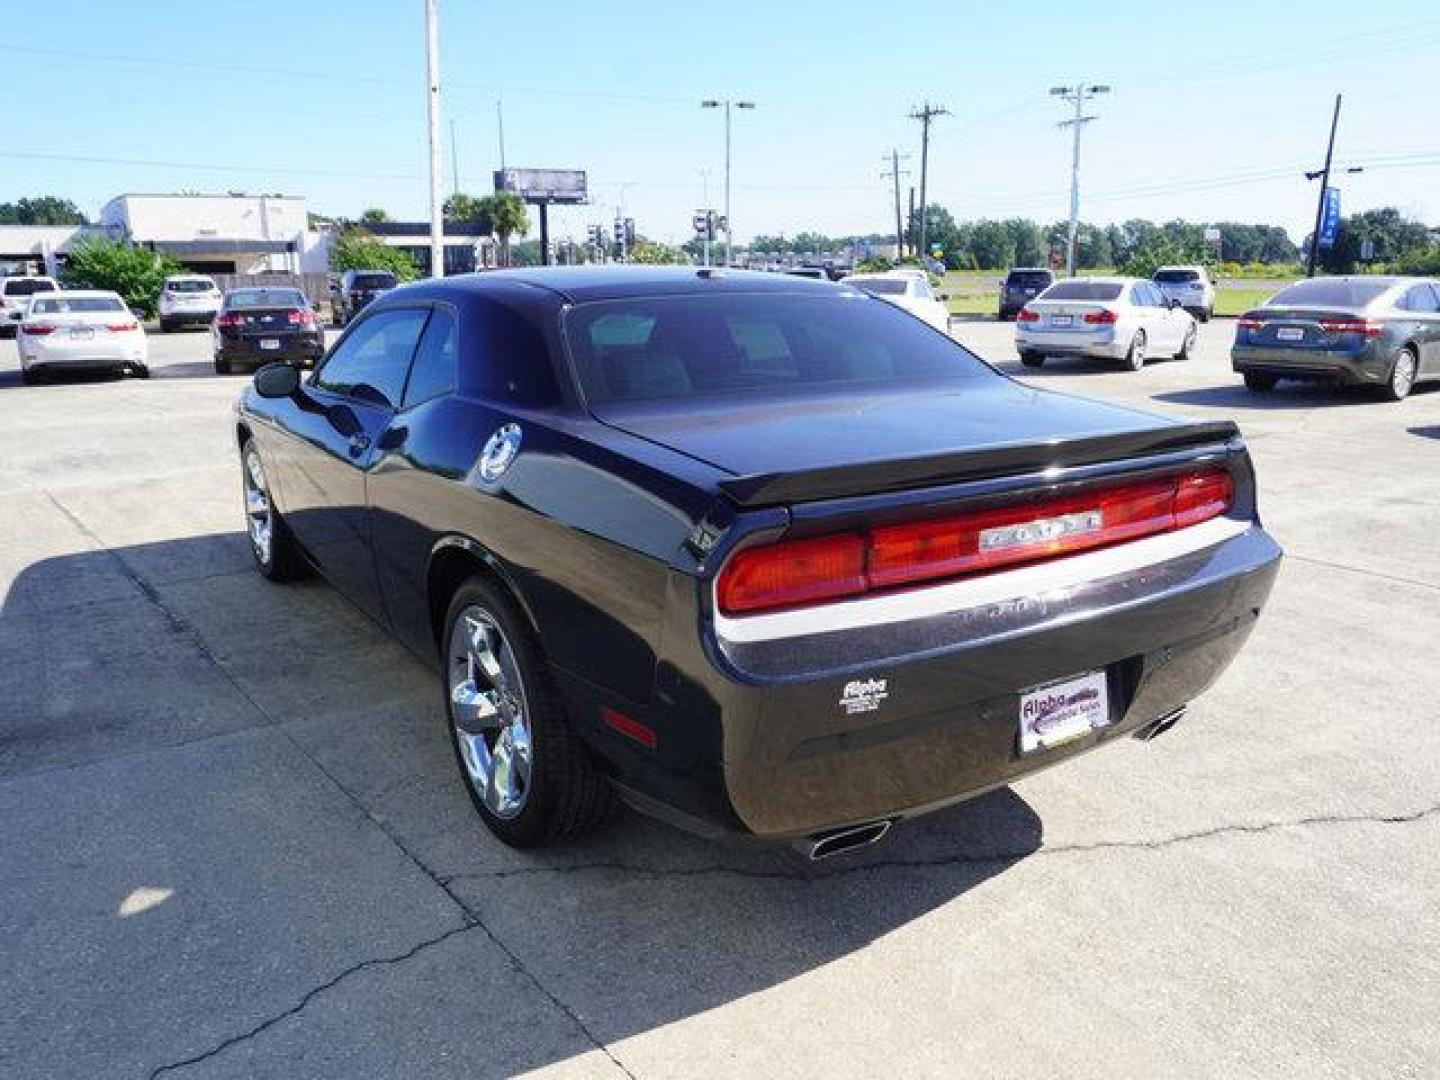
[1154,269,1201,284]
[32,296,126,314]
[1006,271,1052,287]
[850,278,907,296]
[352,273,397,290]
[167,279,215,293]
[3,278,57,296]
[227,289,306,309]
[1041,281,1123,301]
[564,293,987,405]
[1267,278,1393,309]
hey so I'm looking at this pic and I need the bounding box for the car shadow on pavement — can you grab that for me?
[1152,384,1401,410]
[3,535,1045,1074]
[1410,425,1440,441]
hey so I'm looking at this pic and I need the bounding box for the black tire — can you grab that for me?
[241,438,310,582]
[1381,346,1418,402]
[442,575,610,848]
[159,318,174,333]
[20,366,38,385]
[213,354,231,375]
[1200,308,1212,324]
[1243,372,1278,392]
[1019,350,1044,368]
[1175,323,1197,361]
[131,364,150,379]
[1124,331,1147,371]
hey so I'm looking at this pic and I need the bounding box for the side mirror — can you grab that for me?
[254,361,300,398]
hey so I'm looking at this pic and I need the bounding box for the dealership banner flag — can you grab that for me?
[1318,187,1342,249]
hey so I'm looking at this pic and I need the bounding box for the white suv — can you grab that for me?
[1153,266,1215,322]
[158,274,223,332]
[1,275,60,337]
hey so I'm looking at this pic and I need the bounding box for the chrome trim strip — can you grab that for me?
[713,517,1251,644]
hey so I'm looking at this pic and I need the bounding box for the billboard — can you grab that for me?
[493,168,588,204]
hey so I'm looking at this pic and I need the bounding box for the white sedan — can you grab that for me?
[1015,276,1197,371]
[17,291,149,384]
[842,271,951,333]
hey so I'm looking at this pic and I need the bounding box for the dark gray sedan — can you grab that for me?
[1231,276,1440,401]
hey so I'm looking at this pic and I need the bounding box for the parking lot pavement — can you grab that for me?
[2,322,1439,1079]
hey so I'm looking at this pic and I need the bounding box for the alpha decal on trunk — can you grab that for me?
[839,678,889,715]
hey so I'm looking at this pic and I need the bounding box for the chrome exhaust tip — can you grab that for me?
[1133,706,1185,742]
[799,819,893,861]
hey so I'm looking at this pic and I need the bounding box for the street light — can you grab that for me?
[1050,82,1110,276]
[702,98,755,266]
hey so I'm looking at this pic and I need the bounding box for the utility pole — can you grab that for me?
[1051,81,1110,276]
[1305,94,1344,278]
[424,0,444,278]
[703,99,756,266]
[908,102,948,263]
[907,187,916,257]
[496,98,507,172]
[449,118,459,194]
[882,150,911,261]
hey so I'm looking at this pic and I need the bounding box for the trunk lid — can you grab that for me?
[592,380,1236,507]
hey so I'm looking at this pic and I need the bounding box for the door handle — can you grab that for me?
[347,433,371,456]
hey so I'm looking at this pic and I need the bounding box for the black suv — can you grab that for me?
[998,267,1056,321]
[330,269,399,327]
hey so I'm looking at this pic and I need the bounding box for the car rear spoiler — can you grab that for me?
[716,420,1242,508]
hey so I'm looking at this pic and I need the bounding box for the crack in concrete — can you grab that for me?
[1283,551,1440,594]
[441,802,1440,885]
[146,922,478,1079]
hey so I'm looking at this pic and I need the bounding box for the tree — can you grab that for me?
[476,192,528,267]
[0,197,88,226]
[627,238,690,265]
[443,192,485,223]
[1318,207,1432,274]
[328,228,421,281]
[1120,236,1205,279]
[358,208,391,225]
[62,238,184,316]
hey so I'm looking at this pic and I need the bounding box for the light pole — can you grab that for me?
[1051,82,1110,276]
[1303,95,1363,277]
[702,99,755,266]
[424,0,444,278]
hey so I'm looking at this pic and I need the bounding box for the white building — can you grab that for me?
[98,192,329,274]
[0,225,103,276]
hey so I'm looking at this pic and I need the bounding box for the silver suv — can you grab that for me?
[1153,266,1215,322]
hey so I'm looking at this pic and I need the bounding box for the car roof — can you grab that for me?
[1055,276,1135,285]
[422,266,851,304]
[1007,267,1053,274]
[165,273,214,280]
[35,289,123,299]
[842,271,911,281]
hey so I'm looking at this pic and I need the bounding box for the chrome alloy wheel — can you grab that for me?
[1392,350,1417,399]
[243,449,273,565]
[448,607,533,819]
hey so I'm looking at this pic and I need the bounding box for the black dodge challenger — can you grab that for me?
[234,268,1281,857]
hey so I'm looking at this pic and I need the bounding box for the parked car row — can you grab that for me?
[998,266,1214,322]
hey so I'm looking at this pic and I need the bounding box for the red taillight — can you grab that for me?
[1083,309,1118,324]
[716,468,1236,615]
[215,312,243,328]
[287,309,315,326]
[105,321,139,332]
[1016,308,1040,323]
[717,533,866,614]
[20,324,55,336]
[1236,312,1265,330]
[1318,318,1383,338]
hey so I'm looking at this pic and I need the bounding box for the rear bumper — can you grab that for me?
[24,341,147,370]
[161,309,219,326]
[704,518,1281,839]
[217,334,324,366]
[1231,344,1385,385]
[1017,328,1128,360]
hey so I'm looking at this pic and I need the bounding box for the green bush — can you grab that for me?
[855,256,893,273]
[329,229,420,281]
[61,238,185,317]
[1396,246,1440,276]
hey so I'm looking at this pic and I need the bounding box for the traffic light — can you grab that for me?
[623,218,636,248]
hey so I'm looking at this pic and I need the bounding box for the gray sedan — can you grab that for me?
[1231,276,1440,401]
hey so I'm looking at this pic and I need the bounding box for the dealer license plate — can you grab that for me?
[1276,326,1304,342]
[259,338,281,350]
[1050,314,1073,327]
[1018,670,1110,755]
[69,327,95,340]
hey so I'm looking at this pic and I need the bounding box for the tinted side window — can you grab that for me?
[403,308,456,407]
[1401,285,1440,313]
[315,308,427,408]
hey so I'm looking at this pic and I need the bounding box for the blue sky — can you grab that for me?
[9,1,1439,245]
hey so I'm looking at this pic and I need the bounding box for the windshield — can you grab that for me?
[1042,281,1123,301]
[1267,278,1393,309]
[1154,270,1201,284]
[564,293,987,406]
[167,279,215,293]
[31,296,126,314]
[226,289,306,310]
[851,278,907,296]
[3,278,57,296]
[353,273,397,290]
[1006,271,1052,287]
